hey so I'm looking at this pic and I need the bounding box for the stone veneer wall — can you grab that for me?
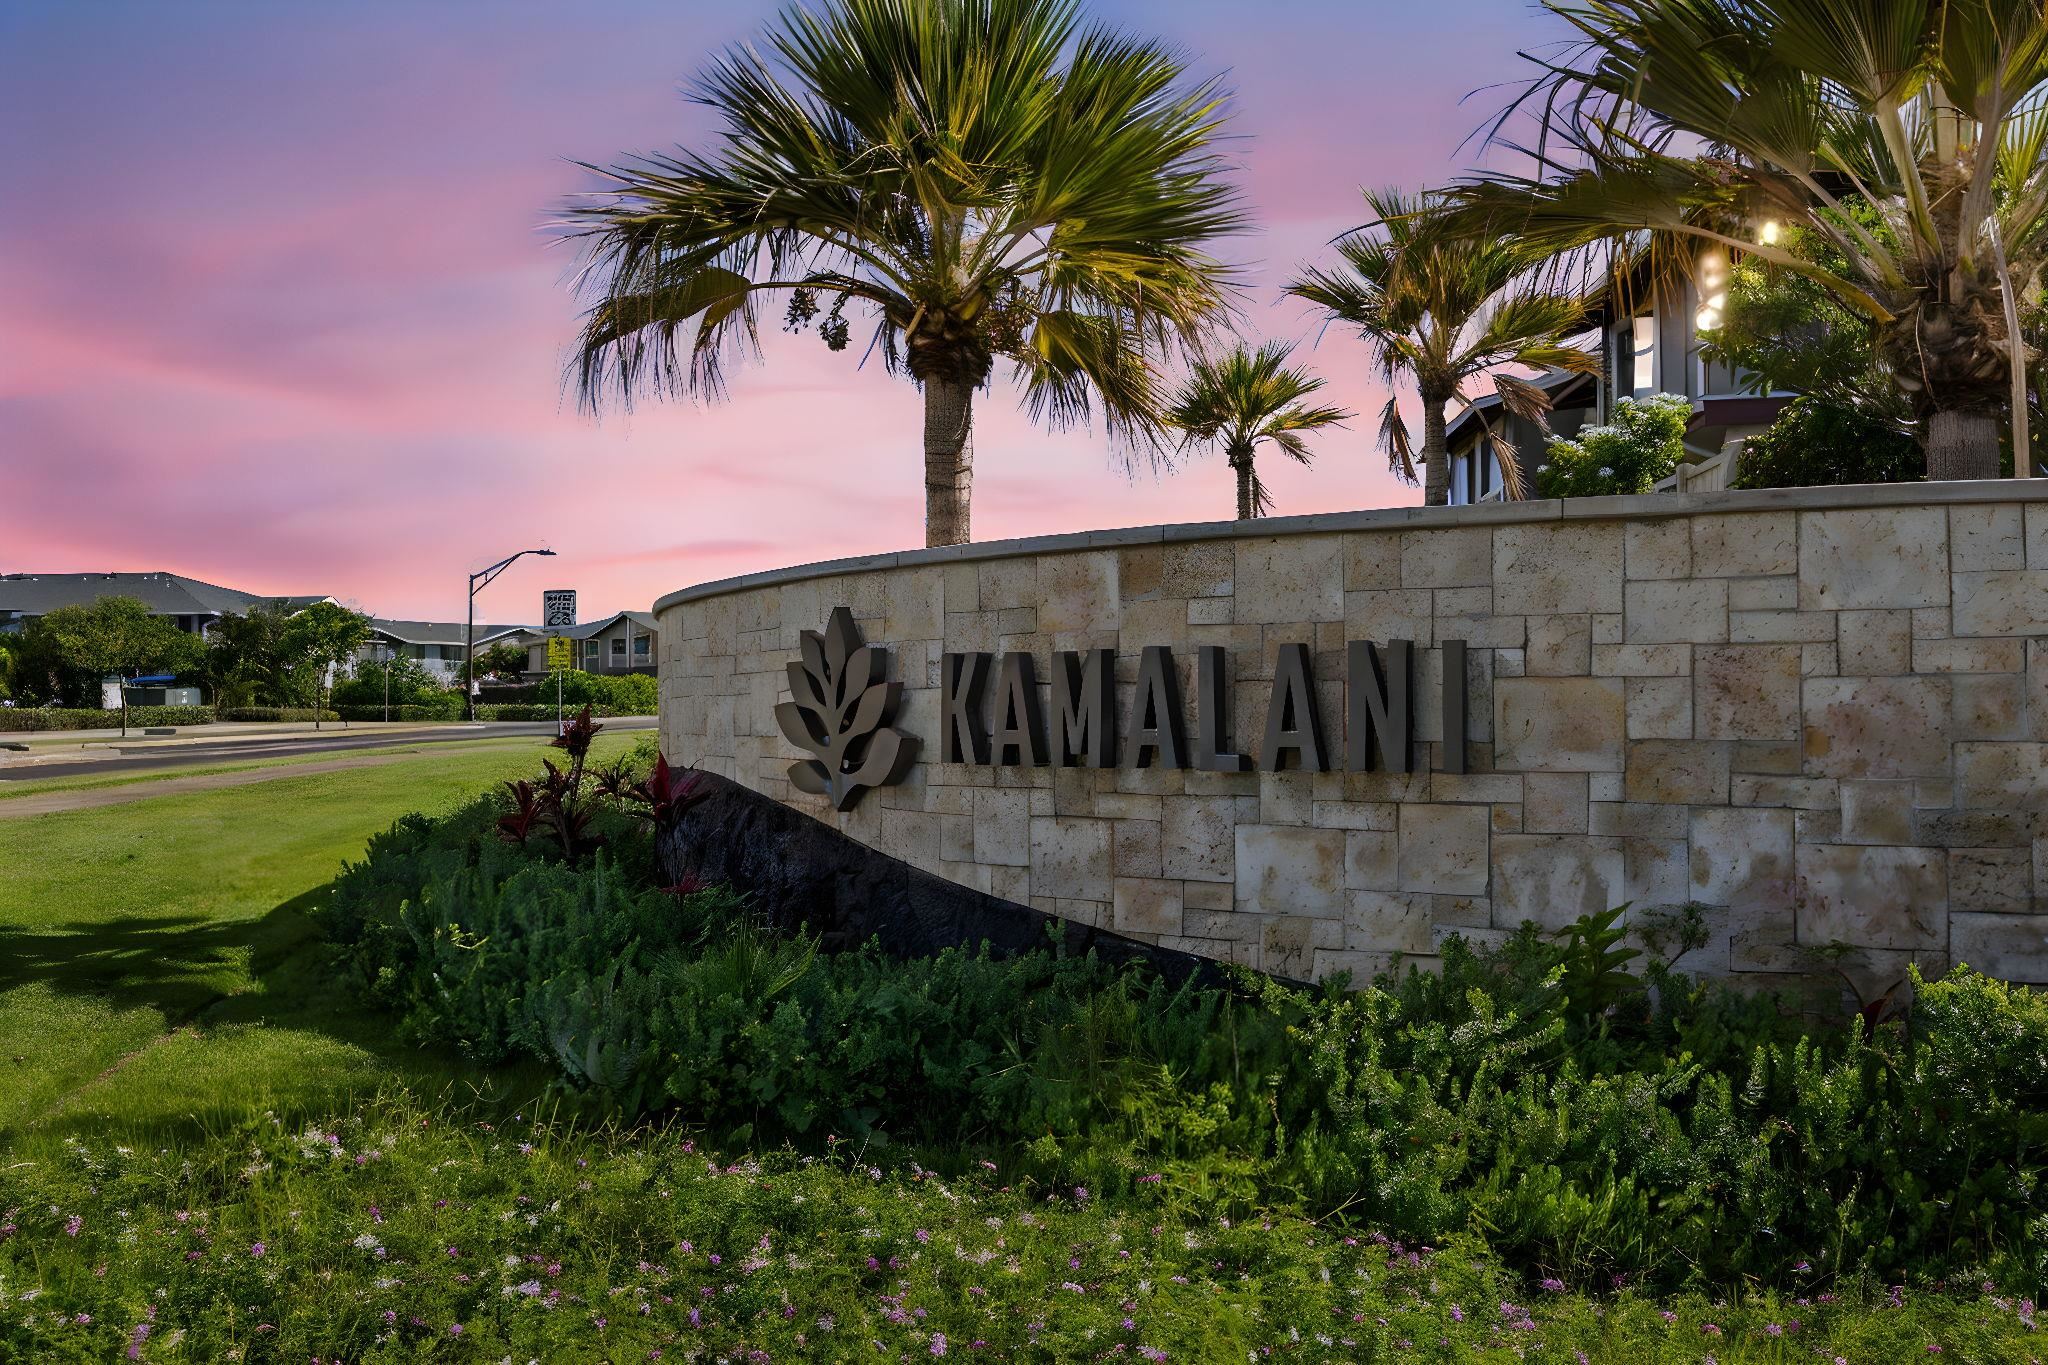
[656,482,2048,988]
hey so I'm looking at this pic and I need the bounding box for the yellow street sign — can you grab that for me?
[546,636,575,670]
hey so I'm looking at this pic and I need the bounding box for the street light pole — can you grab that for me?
[465,548,556,721]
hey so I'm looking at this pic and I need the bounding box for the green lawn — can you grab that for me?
[0,735,631,1146]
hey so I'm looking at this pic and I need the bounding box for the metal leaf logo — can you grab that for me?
[774,607,918,810]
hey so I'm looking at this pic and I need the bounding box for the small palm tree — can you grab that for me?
[1288,189,1600,505]
[1167,342,1351,519]
[564,0,1245,547]
[1458,0,2048,479]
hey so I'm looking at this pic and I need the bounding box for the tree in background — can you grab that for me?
[330,655,459,718]
[1731,397,1925,490]
[1166,341,1351,519]
[1457,0,2048,480]
[566,0,1244,547]
[1535,393,1690,499]
[1288,189,1599,504]
[279,602,371,729]
[472,642,530,680]
[203,601,306,709]
[39,596,202,735]
[0,623,75,706]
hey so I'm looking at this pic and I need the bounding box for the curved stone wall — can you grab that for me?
[657,481,2048,988]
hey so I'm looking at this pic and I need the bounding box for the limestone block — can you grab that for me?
[1402,527,1493,588]
[1237,536,1343,623]
[1951,503,2026,572]
[1693,512,1797,578]
[1345,830,1400,890]
[1493,522,1624,615]
[1526,615,1592,675]
[1490,834,1626,929]
[885,572,944,642]
[1310,947,1402,982]
[1186,597,1233,626]
[1113,818,1163,878]
[979,558,1039,611]
[1236,824,1348,916]
[1955,674,2029,741]
[1837,609,1913,675]
[1695,644,1802,740]
[1112,877,1185,936]
[1593,612,1623,644]
[1591,642,1690,676]
[1626,520,1691,580]
[1953,570,2048,636]
[1590,800,1688,839]
[1624,739,1729,804]
[1627,676,1694,740]
[1259,770,1314,826]
[1311,800,1397,830]
[973,789,1032,867]
[1799,506,1949,609]
[1949,846,2031,913]
[1690,806,1796,905]
[1839,781,1914,845]
[1728,576,1798,611]
[1801,676,1952,778]
[1625,837,1690,907]
[1950,913,2048,983]
[1730,611,1836,644]
[1623,578,1727,644]
[1342,533,1402,591]
[1029,816,1114,901]
[1802,642,1838,678]
[1732,773,1840,808]
[1036,553,1118,633]
[1913,637,2025,673]
[1795,843,1946,949]
[1344,589,1433,646]
[1955,742,2048,809]
[1913,606,1952,640]
[1162,541,1236,598]
[1183,881,1232,913]
[1522,772,1590,834]
[2031,503,2048,568]
[1344,890,1434,953]
[940,812,976,863]
[1494,676,1626,771]
[1397,803,1491,894]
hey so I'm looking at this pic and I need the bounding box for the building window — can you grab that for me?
[633,636,650,657]
[1630,314,1658,396]
[1451,454,1471,505]
[611,637,626,660]
[583,641,598,665]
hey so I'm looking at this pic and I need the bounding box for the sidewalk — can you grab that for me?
[0,718,478,752]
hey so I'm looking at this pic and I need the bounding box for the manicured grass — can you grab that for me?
[3,1093,2036,1362]
[0,736,539,800]
[0,735,633,1144]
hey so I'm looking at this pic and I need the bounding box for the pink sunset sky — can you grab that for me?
[0,1,1556,624]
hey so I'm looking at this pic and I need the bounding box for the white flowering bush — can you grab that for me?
[1535,392,1690,498]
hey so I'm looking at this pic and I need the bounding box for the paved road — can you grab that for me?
[0,718,655,783]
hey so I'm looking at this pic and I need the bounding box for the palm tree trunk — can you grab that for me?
[1925,409,2001,482]
[1420,402,1450,506]
[1231,451,1255,520]
[924,376,975,547]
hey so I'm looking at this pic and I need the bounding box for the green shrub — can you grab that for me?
[1731,394,1924,488]
[484,672,658,713]
[9,1096,2031,1361]
[473,702,638,721]
[214,706,339,722]
[0,704,215,731]
[315,796,2048,1289]
[1535,392,1691,497]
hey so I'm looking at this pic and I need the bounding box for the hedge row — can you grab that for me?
[216,707,340,723]
[472,703,637,721]
[0,705,217,732]
[335,704,465,723]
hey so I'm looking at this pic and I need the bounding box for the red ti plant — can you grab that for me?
[628,752,710,836]
[497,779,545,845]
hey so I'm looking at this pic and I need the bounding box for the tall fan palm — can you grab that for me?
[565,0,1245,547]
[1167,342,1352,518]
[1288,189,1601,505]
[1457,0,2048,479]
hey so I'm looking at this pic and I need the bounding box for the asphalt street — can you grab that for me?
[0,718,656,783]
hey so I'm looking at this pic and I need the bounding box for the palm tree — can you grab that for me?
[564,0,1245,547]
[1166,342,1351,518]
[1288,189,1601,505]
[1456,0,2048,480]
